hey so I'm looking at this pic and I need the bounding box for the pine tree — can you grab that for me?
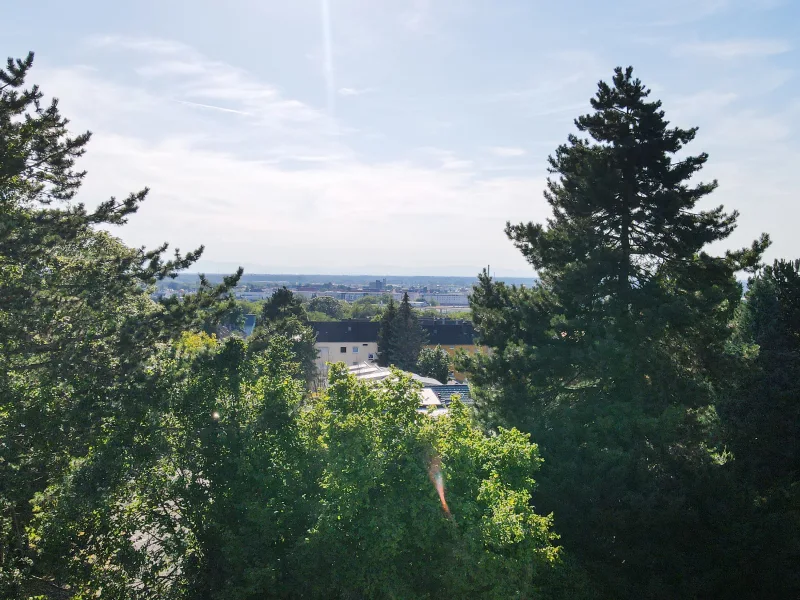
[390,293,427,372]
[723,258,800,485]
[713,259,800,598]
[465,66,769,598]
[500,66,768,410]
[261,286,307,323]
[377,299,397,366]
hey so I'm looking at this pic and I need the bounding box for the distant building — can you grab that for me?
[418,388,449,418]
[310,318,486,383]
[335,291,374,302]
[422,293,470,306]
[312,320,380,377]
[293,287,323,299]
[235,288,276,301]
[427,384,473,406]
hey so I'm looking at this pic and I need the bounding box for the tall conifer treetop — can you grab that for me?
[481,66,769,410]
[508,66,766,309]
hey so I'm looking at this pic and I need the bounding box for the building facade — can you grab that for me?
[421,293,470,306]
[312,321,380,376]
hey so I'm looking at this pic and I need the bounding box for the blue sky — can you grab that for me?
[4,0,799,276]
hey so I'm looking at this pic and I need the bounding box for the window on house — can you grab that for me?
[352,346,359,353]
[340,346,347,353]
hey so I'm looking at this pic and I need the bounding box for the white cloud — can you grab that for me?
[673,39,791,59]
[75,132,543,274]
[489,147,526,157]
[338,87,375,96]
[173,99,251,116]
[666,90,738,121]
[87,35,328,131]
[416,147,475,170]
[33,28,799,274]
[87,34,190,55]
[39,38,542,275]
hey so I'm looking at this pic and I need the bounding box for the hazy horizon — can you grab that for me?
[187,262,537,279]
[168,271,538,284]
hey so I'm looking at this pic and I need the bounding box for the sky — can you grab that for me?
[4,0,799,276]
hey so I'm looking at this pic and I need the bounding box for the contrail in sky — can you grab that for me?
[321,0,335,120]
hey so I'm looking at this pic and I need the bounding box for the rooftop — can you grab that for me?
[313,320,379,342]
[427,384,473,405]
[310,318,477,346]
[347,362,443,386]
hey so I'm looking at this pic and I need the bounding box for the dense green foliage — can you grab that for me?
[306,294,390,321]
[462,67,793,599]
[712,260,800,595]
[416,308,472,321]
[722,259,800,482]
[347,294,392,319]
[26,336,571,599]
[251,287,318,387]
[0,52,241,597]
[207,299,261,334]
[417,345,451,384]
[307,295,345,319]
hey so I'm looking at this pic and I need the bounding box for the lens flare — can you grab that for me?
[428,456,451,518]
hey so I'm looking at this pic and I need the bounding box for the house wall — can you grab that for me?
[315,341,379,374]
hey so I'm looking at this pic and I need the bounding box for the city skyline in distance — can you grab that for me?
[171,271,537,287]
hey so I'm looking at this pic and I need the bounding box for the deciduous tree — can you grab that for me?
[308,295,344,319]
[417,345,451,384]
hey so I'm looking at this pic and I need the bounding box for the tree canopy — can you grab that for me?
[307,295,345,319]
[417,345,451,384]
